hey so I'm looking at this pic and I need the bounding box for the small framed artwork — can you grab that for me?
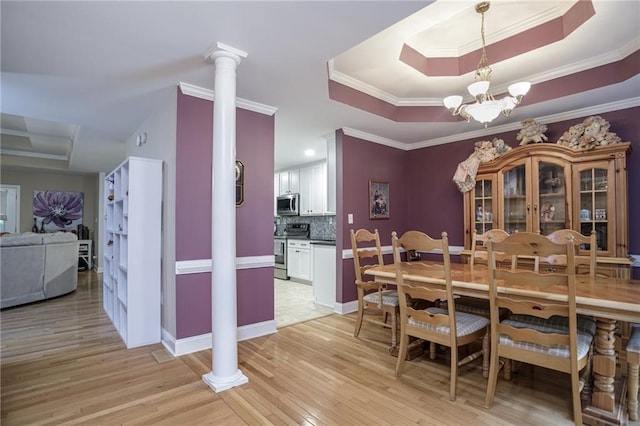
[369,180,389,219]
[235,160,244,207]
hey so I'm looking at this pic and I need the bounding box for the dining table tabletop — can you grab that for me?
[364,260,640,323]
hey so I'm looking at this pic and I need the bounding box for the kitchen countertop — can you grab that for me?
[275,235,335,245]
[309,239,336,245]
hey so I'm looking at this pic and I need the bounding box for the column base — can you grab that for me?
[202,369,249,393]
[583,377,628,426]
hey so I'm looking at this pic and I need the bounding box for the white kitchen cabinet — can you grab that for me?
[312,244,335,307]
[287,239,312,282]
[299,162,326,215]
[103,156,162,349]
[276,169,299,195]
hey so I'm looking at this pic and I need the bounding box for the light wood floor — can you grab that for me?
[2,271,623,425]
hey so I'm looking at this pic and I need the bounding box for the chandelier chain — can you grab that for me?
[441,1,531,126]
[476,8,491,81]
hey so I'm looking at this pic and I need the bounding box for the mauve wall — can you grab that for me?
[408,107,640,279]
[175,90,275,338]
[338,130,408,303]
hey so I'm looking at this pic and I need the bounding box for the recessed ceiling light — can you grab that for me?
[304,149,315,157]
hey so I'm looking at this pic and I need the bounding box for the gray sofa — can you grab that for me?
[1,232,79,309]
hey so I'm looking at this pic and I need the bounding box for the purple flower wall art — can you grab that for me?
[33,190,83,232]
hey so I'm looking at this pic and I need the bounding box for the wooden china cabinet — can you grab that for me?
[463,142,631,277]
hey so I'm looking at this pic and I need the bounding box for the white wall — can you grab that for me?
[124,86,178,338]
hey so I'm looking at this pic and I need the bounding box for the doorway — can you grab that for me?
[0,185,20,234]
[274,278,333,327]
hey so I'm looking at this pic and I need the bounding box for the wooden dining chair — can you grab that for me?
[350,228,399,349]
[392,230,489,401]
[545,229,597,277]
[627,324,640,421]
[452,229,512,318]
[470,228,511,269]
[484,232,594,426]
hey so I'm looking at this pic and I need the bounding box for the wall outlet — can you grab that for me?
[347,213,353,224]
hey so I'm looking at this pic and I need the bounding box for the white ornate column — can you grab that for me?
[202,42,248,393]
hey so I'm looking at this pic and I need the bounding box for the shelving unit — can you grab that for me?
[103,156,162,348]
[463,142,631,277]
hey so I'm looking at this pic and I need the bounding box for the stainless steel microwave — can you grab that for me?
[276,193,299,216]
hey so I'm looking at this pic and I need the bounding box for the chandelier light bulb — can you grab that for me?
[443,95,463,111]
[508,81,531,102]
[466,100,502,127]
[501,96,517,116]
[441,2,531,126]
[467,80,490,102]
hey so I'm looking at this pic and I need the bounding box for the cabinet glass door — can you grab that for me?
[537,161,567,236]
[502,164,527,234]
[474,177,495,235]
[578,167,610,252]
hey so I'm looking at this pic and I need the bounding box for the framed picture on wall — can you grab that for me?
[235,160,244,206]
[369,180,389,219]
[33,190,84,232]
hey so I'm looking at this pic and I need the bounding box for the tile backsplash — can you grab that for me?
[275,215,336,240]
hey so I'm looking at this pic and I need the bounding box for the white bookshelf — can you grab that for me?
[103,156,162,348]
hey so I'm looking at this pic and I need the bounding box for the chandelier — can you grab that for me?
[443,1,530,127]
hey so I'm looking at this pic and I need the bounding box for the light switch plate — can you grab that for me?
[347,213,353,224]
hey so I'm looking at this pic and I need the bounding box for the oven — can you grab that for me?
[274,236,288,280]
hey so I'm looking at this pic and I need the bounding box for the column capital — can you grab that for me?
[204,42,247,66]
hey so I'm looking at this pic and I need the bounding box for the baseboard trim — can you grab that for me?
[335,300,358,315]
[161,320,277,357]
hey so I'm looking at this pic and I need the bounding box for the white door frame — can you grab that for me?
[0,184,20,233]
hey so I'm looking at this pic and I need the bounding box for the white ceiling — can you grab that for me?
[1,1,639,174]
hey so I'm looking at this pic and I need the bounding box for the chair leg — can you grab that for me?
[354,301,365,338]
[629,361,639,421]
[450,345,458,401]
[484,335,500,408]
[395,330,409,377]
[482,330,489,379]
[390,309,398,348]
[570,363,583,426]
[504,359,512,380]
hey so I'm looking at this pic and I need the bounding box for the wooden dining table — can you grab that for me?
[365,260,640,426]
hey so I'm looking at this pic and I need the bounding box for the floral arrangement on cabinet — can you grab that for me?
[516,118,548,145]
[557,115,621,151]
[452,115,623,193]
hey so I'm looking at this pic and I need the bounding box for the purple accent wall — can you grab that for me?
[337,130,408,303]
[407,107,640,279]
[337,107,640,304]
[176,93,213,260]
[175,89,275,338]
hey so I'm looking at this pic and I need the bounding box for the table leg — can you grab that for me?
[583,317,628,426]
[592,318,617,412]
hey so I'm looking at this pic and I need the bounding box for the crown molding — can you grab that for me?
[328,43,639,108]
[178,82,277,116]
[341,127,408,150]
[343,97,639,151]
[0,149,68,161]
[409,97,640,149]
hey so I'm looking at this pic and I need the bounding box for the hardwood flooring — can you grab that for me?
[2,271,627,425]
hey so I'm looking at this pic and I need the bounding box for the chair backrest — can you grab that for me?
[391,230,456,343]
[470,228,510,268]
[350,228,384,282]
[545,229,596,277]
[487,232,577,353]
